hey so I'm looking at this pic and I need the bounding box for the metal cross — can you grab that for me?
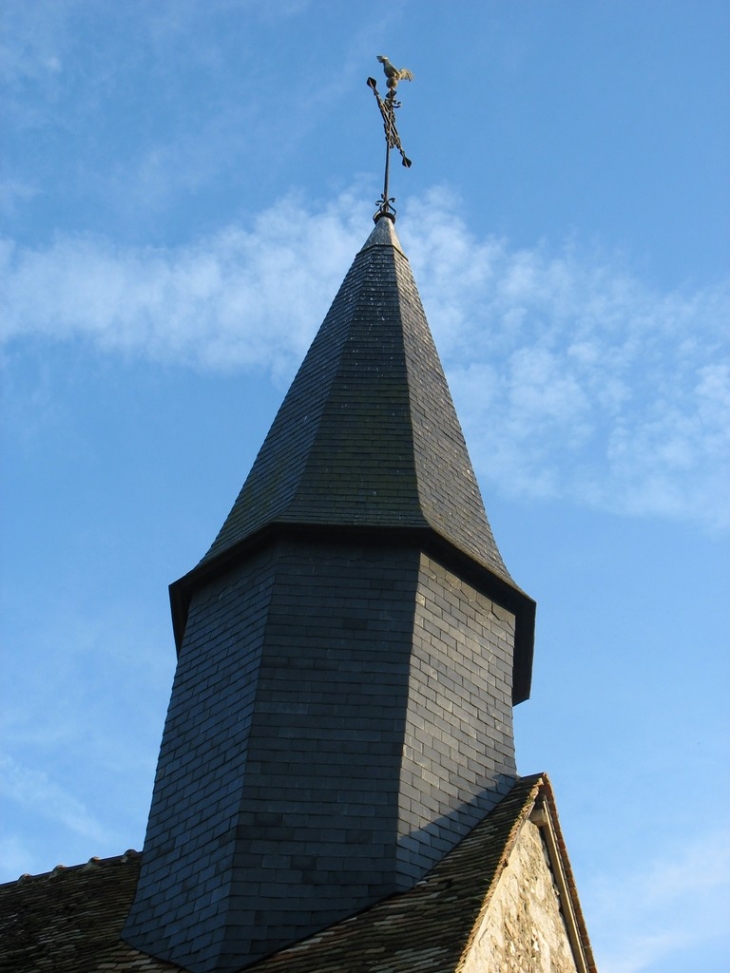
[367,55,413,222]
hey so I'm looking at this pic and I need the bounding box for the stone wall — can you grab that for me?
[461,820,579,973]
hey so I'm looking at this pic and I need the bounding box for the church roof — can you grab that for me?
[0,775,596,973]
[169,217,535,702]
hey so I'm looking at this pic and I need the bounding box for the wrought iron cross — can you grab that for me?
[367,55,413,222]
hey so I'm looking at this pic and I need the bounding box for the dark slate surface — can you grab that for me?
[123,546,281,971]
[125,540,518,972]
[247,774,547,973]
[219,542,421,968]
[246,773,598,973]
[396,555,517,881]
[199,218,513,587]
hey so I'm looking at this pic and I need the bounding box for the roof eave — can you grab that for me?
[169,522,535,705]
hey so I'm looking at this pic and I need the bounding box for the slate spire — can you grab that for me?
[124,215,535,973]
[202,216,511,580]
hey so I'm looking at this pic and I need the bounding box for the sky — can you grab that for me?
[1,1,729,970]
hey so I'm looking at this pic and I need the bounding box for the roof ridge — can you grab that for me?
[6,850,141,887]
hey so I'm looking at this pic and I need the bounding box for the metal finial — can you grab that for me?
[367,56,414,222]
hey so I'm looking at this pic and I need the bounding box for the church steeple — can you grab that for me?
[123,214,535,973]
[201,218,513,578]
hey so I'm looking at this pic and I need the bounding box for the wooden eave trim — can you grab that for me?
[531,778,599,973]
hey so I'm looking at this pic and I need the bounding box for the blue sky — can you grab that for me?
[1,2,729,970]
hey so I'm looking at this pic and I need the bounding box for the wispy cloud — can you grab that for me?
[401,190,730,530]
[0,753,109,846]
[0,598,176,881]
[0,0,67,91]
[2,188,728,530]
[1,0,324,227]
[587,827,730,973]
[0,192,371,376]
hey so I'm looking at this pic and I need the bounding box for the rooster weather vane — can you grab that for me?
[367,55,414,222]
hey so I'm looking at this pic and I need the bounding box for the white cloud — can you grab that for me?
[2,187,728,531]
[401,189,730,531]
[0,192,369,381]
[587,827,730,973]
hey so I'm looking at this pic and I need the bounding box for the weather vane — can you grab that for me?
[367,55,414,222]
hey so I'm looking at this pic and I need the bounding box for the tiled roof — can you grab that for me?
[0,850,182,973]
[0,775,596,973]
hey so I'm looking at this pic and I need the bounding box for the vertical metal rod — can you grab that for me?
[383,139,391,214]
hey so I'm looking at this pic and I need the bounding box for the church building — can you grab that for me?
[0,210,597,972]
